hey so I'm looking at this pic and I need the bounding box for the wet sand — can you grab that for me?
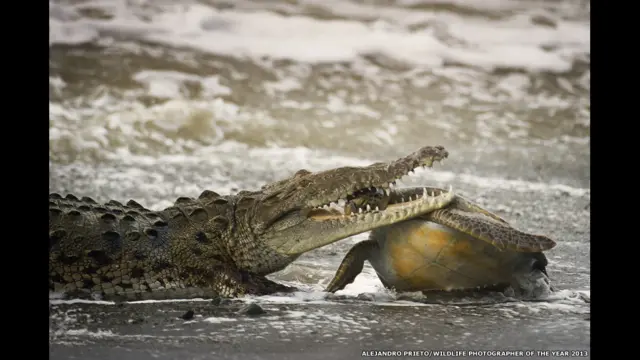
[50,298,590,360]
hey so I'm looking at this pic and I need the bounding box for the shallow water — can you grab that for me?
[50,0,590,357]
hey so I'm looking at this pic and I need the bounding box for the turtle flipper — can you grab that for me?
[426,208,556,252]
[325,240,378,293]
[447,194,509,225]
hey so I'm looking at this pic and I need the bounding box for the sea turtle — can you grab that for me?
[325,187,557,299]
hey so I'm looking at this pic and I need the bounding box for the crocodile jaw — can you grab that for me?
[269,187,455,256]
[254,146,449,233]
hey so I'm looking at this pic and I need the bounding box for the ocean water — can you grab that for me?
[49,0,590,355]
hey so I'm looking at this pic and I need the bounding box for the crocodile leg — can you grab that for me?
[50,261,294,301]
[325,239,378,293]
[239,271,296,295]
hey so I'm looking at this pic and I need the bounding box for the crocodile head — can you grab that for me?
[251,145,455,256]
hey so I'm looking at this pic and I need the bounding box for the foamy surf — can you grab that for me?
[49,139,588,210]
[50,280,589,311]
[50,1,588,73]
[50,1,590,196]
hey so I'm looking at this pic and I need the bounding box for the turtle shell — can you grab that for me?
[368,219,542,292]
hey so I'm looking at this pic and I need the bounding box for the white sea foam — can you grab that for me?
[49,1,589,73]
[133,70,231,99]
[203,317,237,324]
[56,329,118,338]
[425,170,590,197]
[50,298,115,305]
[49,297,217,305]
[50,137,588,215]
[49,1,590,170]
[49,281,588,317]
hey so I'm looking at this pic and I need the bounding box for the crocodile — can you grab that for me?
[49,145,455,301]
[325,187,556,299]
